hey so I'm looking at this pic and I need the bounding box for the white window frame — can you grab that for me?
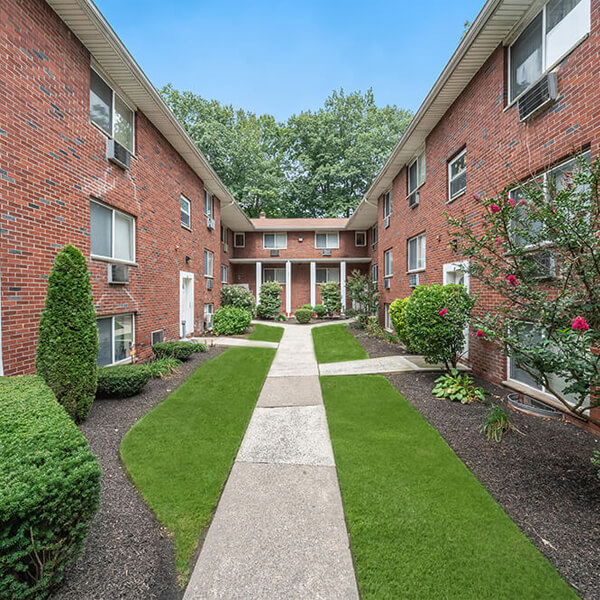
[263,232,287,250]
[508,0,590,104]
[234,232,246,248]
[315,231,340,249]
[371,224,378,249]
[407,233,426,273]
[204,190,213,218]
[383,191,392,219]
[97,313,135,366]
[384,249,393,278]
[408,150,426,195]
[448,149,467,201]
[384,303,392,331]
[89,68,135,153]
[204,303,214,330]
[371,264,378,283]
[90,199,136,264]
[204,249,214,278]
[316,268,340,284]
[151,329,164,346]
[263,268,286,284]
[180,196,191,230]
[221,264,228,283]
[355,231,367,247]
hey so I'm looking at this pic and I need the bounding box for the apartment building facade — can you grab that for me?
[350,0,599,416]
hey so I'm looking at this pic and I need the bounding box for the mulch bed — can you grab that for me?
[52,348,223,600]
[348,322,407,357]
[352,330,600,600]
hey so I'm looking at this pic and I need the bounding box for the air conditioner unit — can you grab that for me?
[224,243,229,253]
[206,217,215,230]
[206,278,213,290]
[106,139,131,170]
[108,263,129,284]
[270,249,280,257]
[531,251,557,279]
[384,278,391,290]
[518,73,557,122]
[372,242,377,251]
[384,216,390,228]
[322,249,332,256]
[409,273,420,288]
[408,190,419,208]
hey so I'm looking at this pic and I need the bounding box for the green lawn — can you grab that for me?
[312,324,368,363]
[321,374,578,600]
[247,323,284,343]
[120,347,275,582]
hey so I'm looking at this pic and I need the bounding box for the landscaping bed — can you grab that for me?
[352,328,600,599]
[52,348,222,600]
[348,322,406,357]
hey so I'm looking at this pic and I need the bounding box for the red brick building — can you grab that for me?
[350,0,598,414]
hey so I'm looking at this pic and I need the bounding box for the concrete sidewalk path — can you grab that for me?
[184,324,359,600]
[189,336,279,349]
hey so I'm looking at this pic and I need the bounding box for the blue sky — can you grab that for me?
[94,0,483,121]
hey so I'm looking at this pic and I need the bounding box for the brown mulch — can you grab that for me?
[352,329,600,600]
[52,348,223,600]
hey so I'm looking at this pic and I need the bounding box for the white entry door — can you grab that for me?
[443,260,470,359]
[179,271,195,337]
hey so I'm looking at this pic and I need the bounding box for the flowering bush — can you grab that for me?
[447,155,600,426]
[220,284,256,316]
[404,284,474,370]
[257,281,282,320]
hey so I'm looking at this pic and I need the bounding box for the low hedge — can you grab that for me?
[295,308,312,324]
[152,341,196,361]
[314,304,327,319]
[213,306,252,335]
[96,364,151,398]
[0,376,101,599]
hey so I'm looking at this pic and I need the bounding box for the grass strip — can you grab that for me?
[312,324,368,363]
[321,374,578,599]
[121,347,275,582]
[247,323,284,343]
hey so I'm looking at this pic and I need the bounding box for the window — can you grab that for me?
[371,224,378,249]
[372,264,378,283]
[263,232,287,249]
[408,233,426,272]
[509,0,590,102]
[221,225,228,244]
[180,196,191,229]
[90,200,135,263]
[355,231,367,247]
[384,303,392,331]
[204,250,214,278]
[204,190,213,218]
[97,314,134,366]
[151,329,164,345]
[315,232,339,249]
[316,268,340,284]
[90,69,134,153]
[234,232,245,248]
[221,264,228,283]
[383,191,392,219]
[384,249,393,278]
[448,150,467,201]
[408,151,426,195]
[204,304,214,330]
[264,268,286,284]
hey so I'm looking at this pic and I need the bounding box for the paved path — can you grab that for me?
[184,324,359,600]
[189,336,279,349]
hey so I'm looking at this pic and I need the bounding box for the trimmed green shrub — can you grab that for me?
[301,304,313,310]
[220,284,256,316]
[258,281,282,319]
[192,343,207,353]
[404,284,474,370]
[213,306,252,335]
[314,304,327,319]
[152,341,196,361]
[389,298,410,344]
[295,308,312,324]
[145,358,182,379]
[0,376,101,599]
[36,245,98,422]
[96,365,151,398]
[275,313,287,322]
[320,282,342,315]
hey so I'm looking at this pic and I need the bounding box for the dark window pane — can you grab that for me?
[510,13,543,100]
[97,318,113,366]
[90,70,112,134]
[90,201,112,257]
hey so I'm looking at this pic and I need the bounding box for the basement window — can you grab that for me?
[97,314,134,366]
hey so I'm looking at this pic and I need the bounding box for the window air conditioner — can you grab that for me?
[409,273,420,288]
[106,139,131,170]
[322,249,332,256]
[108,263,129,284]
[384,278,391,290]
[384,216,390,228]
[206,217,216,230]
[518,73,557,122]
[206,278,213,290]
[270,249,280,257]
[408,190,420,208]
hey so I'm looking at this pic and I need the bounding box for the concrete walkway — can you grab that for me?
[184,324,359,600]
[189,336,279,349]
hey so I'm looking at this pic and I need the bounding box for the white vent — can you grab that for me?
[408,190,419,208]
[106,139,131,170]
[384,216,390,228]
[409,273,420,288]
[206,217,216,230]
[384,278,391,290]
[518,73,557,122]
[108,263,129,284]
[322,249,332,256]
[206,278,213,290]
[270,249,280,257]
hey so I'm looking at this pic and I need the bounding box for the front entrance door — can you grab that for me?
[179,271,195,337]
[443,260,470,359]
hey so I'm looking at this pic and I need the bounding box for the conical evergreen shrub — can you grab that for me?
[36,245,98,421]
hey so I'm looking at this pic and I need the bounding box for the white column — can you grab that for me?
[285,260,292,315]
[340,260,347,314]
[310,261,316,308]
[255,261,262,303]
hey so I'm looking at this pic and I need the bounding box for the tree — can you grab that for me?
[447,155,600,426]
[36,245,98,421]
[346,269,380,324]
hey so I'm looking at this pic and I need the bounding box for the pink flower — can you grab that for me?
[475,330,484,338]
[509,198,516,208]
[517,199,526,206]
[507,275,518,287]
[490,204,501,214]
[495,237,503,247]
[439,308,448,316]
[572,316,590,332]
